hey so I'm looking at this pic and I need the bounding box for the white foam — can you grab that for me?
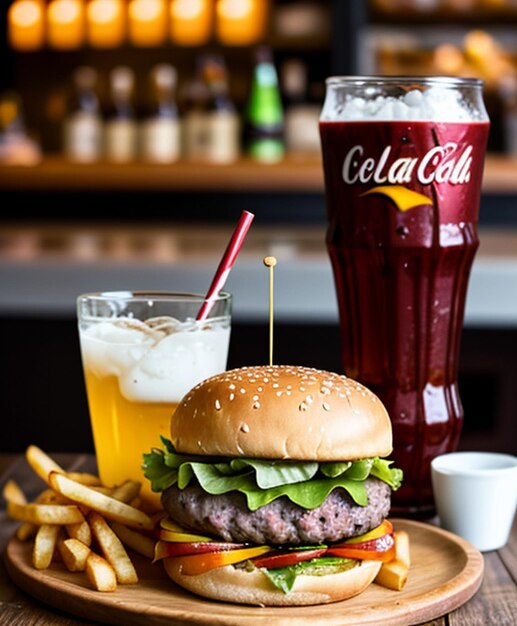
[321,86,486,122]
[80,319,230,403]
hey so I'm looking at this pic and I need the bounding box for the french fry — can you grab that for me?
[88,512,138,584]
[90,486,113,495]
[7,501,84,525]
[26,445,64,484]
[66,516,92,546]
[85,553,117,592]
[57,535,91,572]
[374,531,410,591]
[2,480,27,505]
[33,524,60,570]
[49,472,153,530]
[110,480,141,504]
[16,522,37,541]
[129,497,142,509]
[110,521,155,559]
[66,472,102,486]
[36,489,74,505]
[394,530,410,568]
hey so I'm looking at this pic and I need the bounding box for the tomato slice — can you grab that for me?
[327,533,396,562]
[154,540,247,561]
[251,548,328,570]
[327,544,396,562]
[167,545,272,576]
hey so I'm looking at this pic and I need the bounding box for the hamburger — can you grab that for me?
[143,365,402,606]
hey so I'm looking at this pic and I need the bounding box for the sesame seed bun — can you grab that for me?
[171,365,392,461]
[163,557,382,606]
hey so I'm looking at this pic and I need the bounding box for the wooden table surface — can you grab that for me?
[1,453,516,626]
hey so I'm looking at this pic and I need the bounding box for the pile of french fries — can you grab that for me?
[375,530,410,591]
[3,446,159,592]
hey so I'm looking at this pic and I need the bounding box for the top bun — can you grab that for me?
[171,365,392,461]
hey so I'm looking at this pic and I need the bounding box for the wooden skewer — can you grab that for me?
[263,256,277,366]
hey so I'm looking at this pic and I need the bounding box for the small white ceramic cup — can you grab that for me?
[431,452,517,552]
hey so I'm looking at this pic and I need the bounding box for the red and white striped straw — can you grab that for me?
[196,210,255,322]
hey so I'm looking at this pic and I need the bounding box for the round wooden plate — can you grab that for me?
[5,519,483,626]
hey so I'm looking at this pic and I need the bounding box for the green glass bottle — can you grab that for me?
[245,46,285,163]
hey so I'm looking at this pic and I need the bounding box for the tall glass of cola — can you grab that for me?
[319,77,489,517]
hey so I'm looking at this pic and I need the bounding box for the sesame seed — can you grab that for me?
[306,395,314,404]
[240,388,246,394]
[300,386,306,392]
[252,395,259,401]
[257,387,263,392]
[240,423,250,433]
[353,409,360,415]
[299,402,307,411]
[272,383,279,388]
[322,402,330,411]
[229,393,235,401]
[229,384,235,390]
[253,401,260,409]
[215,399,221,411]
[276,391,282,397]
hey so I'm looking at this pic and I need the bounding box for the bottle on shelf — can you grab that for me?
[281,58,321,155]
[63,66,103,163]
[202,55,240,164]
[0,90,41,165]
[140,64,180,163]
[105,66,138,163]
[244,46,285,163]
[182,62,209,162]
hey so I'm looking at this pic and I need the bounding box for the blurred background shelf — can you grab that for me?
[0,156,325,192]
[0,155,516,193]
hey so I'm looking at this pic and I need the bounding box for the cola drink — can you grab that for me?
[319,78,489,517]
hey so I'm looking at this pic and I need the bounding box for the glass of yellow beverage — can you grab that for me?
[77,291,231,507]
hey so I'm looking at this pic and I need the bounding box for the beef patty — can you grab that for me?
[161,477,391,545]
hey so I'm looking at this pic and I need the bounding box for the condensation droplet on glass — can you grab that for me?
[396,226,409,238]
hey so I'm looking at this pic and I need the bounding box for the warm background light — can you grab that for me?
[8,0,44,51]
[170,0,212,46]
[129,0,167,47]
[87,0,125,48]
[216,0,268,46]
[47,0,85,49]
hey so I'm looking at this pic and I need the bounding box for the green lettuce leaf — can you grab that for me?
[240,475,368,510]
[141,439,403,511]
[319,461,351,478]
[370,458,403,490]
[230,458,318,488]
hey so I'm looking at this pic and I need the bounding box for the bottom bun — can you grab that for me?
[163,558,382,606]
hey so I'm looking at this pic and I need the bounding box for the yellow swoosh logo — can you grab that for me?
[360,186,433,212]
